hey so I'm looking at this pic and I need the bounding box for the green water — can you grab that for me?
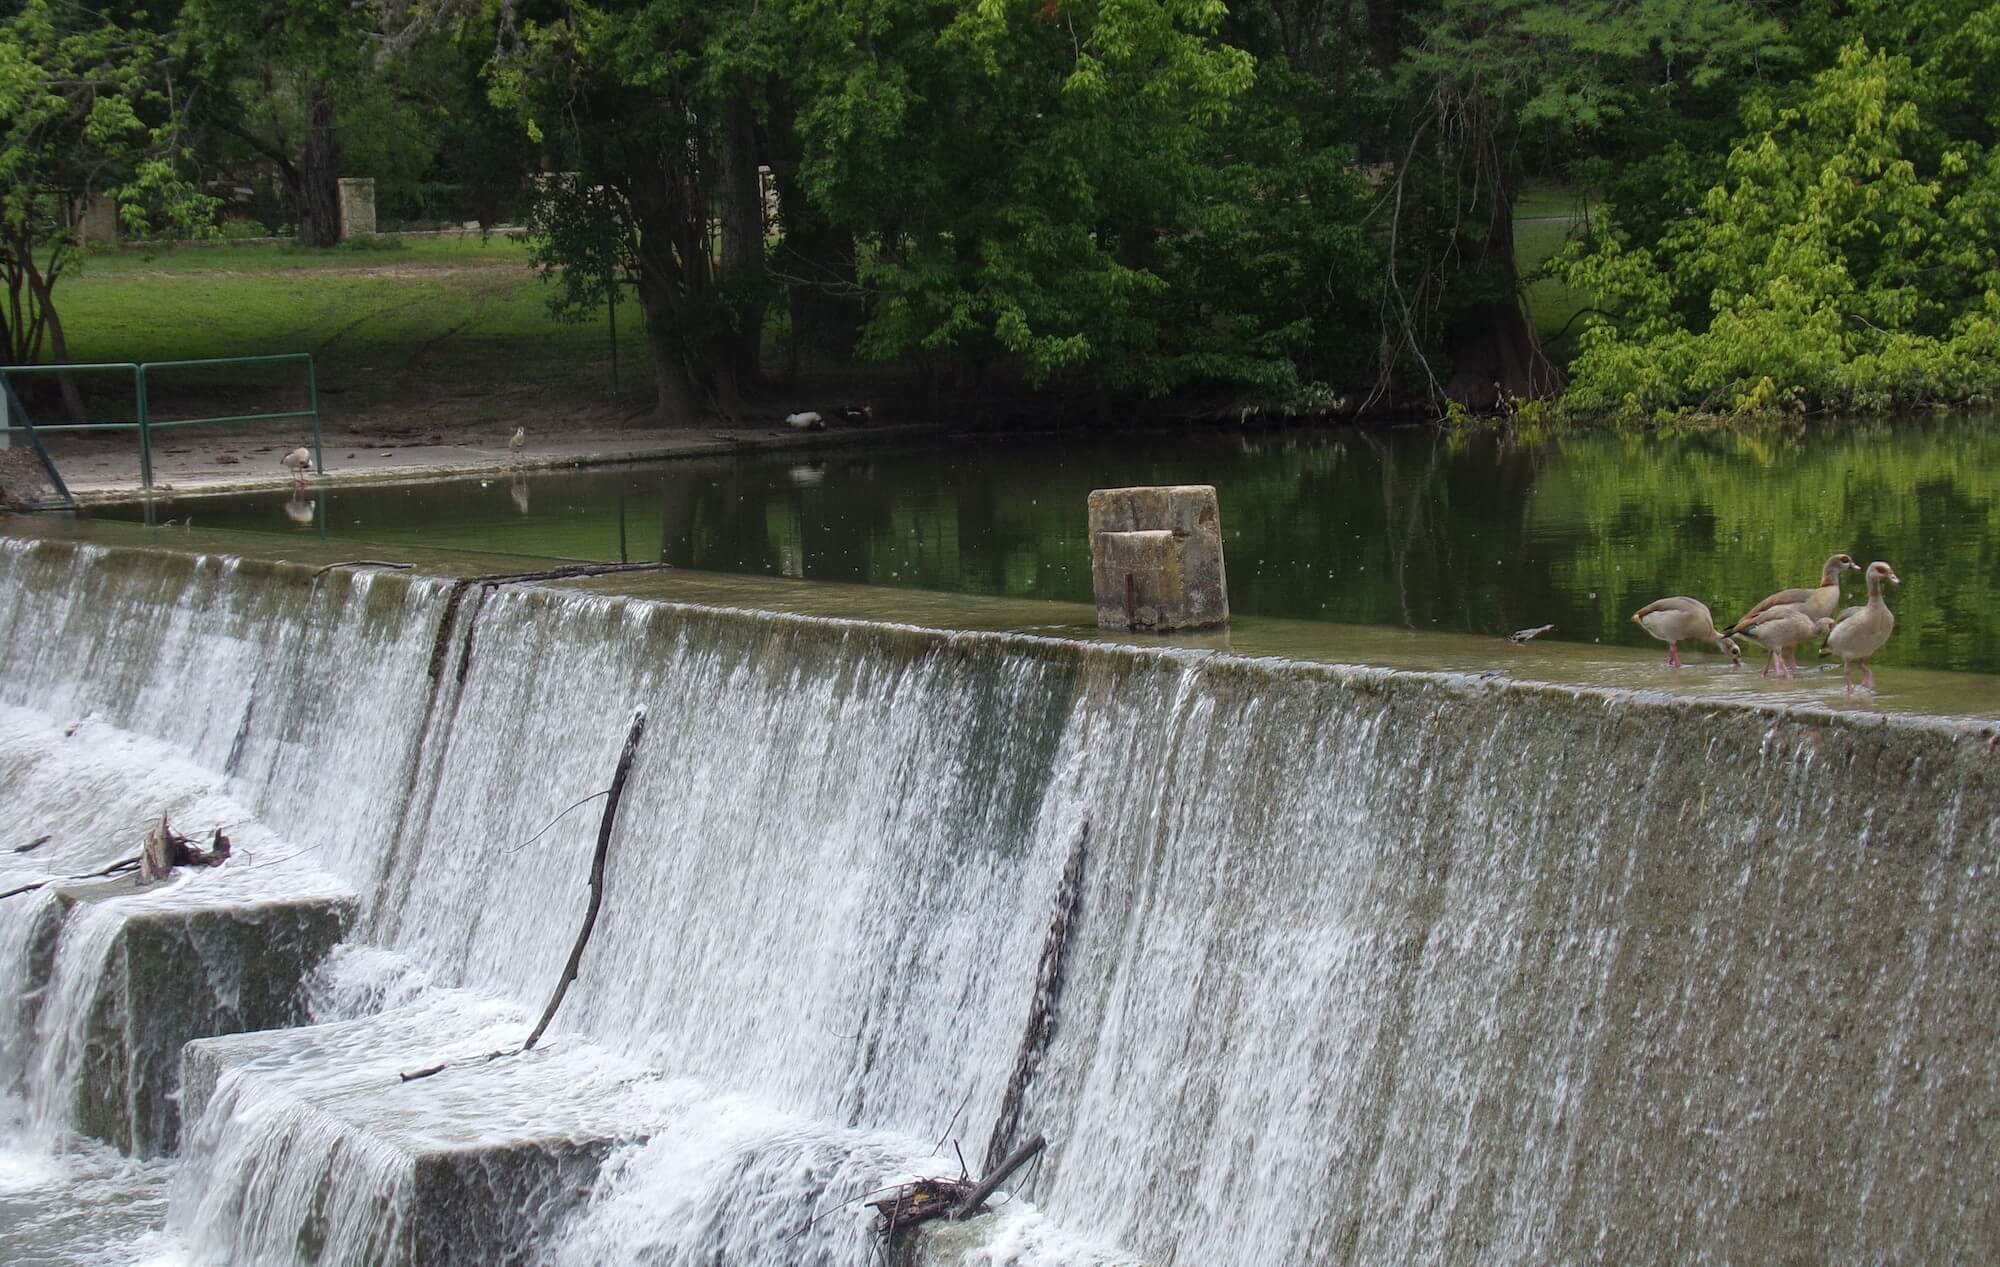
[91,416,2000,674]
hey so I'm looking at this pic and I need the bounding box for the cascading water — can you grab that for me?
[0,532,1993,1266]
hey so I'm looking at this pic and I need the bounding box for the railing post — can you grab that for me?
[135,364,154,491]
[307,356,323,475]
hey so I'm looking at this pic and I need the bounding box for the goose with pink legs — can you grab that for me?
[1630,597,1742,669]
[1724,552,1860,675]
[1819,560,1900,694]
[1733,607,1835,679]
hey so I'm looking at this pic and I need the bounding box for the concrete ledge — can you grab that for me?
[182,1012,655,1267]
[52,874,353,1156]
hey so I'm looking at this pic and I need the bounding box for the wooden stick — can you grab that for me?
[2,855,141,901]
[311,560,415,578]
[521,709,647,1052]
[951,1134,1046,1221]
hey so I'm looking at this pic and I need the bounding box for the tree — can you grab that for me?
[178,0,376,246]
[1558,41,2000,417]
[791,0,1380,405]
[0,0,213,403]
[1381,0,1788,407]
[493,0,780,424]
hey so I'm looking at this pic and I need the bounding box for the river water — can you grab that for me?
[89,416,2000,672]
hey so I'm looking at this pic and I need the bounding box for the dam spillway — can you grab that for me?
[0,525,1995,1265]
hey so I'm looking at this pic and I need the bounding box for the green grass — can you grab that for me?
[1512,188,1591,342]
[53,236,645,427]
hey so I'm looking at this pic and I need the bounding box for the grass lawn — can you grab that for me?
[50,236,648,433]
[1512,184,1592,345]
[40,209,1592,431]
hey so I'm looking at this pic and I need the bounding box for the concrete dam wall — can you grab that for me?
[0,533,1994,1265]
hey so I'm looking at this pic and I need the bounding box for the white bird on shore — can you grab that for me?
[280,447,313,491]
[508,426,527,464]
[785,411,825,432]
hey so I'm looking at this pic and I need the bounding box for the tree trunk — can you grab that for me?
[766,92,862,384]
[1443,184,1562,407]
[635,267,703,426]
[21,254,84,423]
[297,83,342,247]
[715,95,767,404]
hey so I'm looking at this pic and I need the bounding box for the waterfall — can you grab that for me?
[0,534,1993,1266]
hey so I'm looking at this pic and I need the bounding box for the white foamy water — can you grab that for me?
[0,535,1993,1266]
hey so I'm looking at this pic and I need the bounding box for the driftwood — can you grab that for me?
[140,816,233,884]
[2,819,230,900]
[985,819,1087,1171]
[869,1133,1049,1246]
[522,709,646,1051]
[311,560,416,579]
[427,563,671,681]
[953,1134,1046,1220]
[399,709,647,1081]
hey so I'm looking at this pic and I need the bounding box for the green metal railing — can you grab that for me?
[0,354,321,492]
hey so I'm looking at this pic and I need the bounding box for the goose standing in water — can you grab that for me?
[1726,552,1860,674]
[1630,597,1741,669]
[1820,560,1900,694]
[1734,608,1835,679]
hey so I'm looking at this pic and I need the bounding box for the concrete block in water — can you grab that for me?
[182,1018,651,1267]
[1087,486,1228,631]
[55,874,353,1157]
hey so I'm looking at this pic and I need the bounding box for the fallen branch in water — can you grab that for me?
[427,563,670,682]
[2,818,231,900]
[868,1133,1049,1250]
[953,1134,1046,1220]
[522,709,646,1051]
[311,560,415,578]
[141,816,233,883]
[399,709,647,1082]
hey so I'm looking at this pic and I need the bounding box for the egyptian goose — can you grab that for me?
[1630,597,1741,669]
[1726,552,1859,672]
[1820,560,1899,694]
[1734,608,1835,679]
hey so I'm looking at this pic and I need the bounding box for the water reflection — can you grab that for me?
[92,413,2000,673]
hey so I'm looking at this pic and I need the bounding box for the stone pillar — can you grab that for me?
[78,195,120,246]
[337,177,377,239]
[1087,485,1229,632]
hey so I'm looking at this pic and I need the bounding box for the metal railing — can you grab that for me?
[0,354,321,492]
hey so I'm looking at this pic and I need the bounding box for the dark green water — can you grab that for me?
[92,417,2000,673]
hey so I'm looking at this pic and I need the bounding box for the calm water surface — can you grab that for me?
[94,416,2000,674]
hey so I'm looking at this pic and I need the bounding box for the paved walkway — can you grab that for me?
[25,422,931,503]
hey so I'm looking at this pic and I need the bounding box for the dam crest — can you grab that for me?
[0,531,1994,1265]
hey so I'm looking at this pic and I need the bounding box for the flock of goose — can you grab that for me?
[1632,552,1901,694]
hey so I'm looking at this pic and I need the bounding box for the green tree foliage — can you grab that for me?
[796,0,1357,399]
[0,0,213,377]
[492,0,781,423]
[1560,43,2000,418]
[1382,0,1786,405]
